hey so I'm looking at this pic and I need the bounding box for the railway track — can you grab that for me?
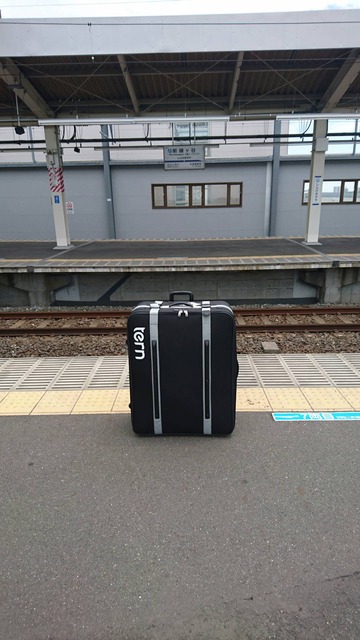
[0,306,359,336]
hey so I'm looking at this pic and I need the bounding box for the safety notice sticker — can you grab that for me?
[272,412,360,421]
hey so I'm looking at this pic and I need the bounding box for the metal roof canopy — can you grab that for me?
[0,10,360,123]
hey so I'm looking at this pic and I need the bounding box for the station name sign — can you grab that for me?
[163,145,205,170]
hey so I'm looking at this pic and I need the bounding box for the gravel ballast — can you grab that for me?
[0,305,359,358]
[0,331,359,358]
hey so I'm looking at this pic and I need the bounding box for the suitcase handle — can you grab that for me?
[169,291,194,301]
[168,302,194,308]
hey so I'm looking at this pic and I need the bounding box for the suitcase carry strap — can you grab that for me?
[150,302,162,434]
[202,301,212,435]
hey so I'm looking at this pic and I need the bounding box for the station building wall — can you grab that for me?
[275,158,360,237]
[1,167,54,239]
[111,163,268,240]
[0,165,107,240]
[0,158,358,241]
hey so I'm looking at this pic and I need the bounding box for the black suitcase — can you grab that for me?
[127,291,238,436]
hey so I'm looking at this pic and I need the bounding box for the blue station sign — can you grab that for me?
[273,412,360,421]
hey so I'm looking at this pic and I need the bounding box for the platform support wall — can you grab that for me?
[0,273,72,306]
[304,119,328,245]
[44,125,72,249]
[301,267,360,303]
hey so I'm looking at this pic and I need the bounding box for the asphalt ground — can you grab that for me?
[1,413,359,640]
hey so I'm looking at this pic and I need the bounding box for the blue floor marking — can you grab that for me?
[272,412,360,422]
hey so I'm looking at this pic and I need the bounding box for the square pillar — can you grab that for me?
[304,118,328,245]
[44,125,73,249]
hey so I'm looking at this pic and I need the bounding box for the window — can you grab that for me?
[152,183,242,208]
[322,181,341,204]
[173,122,209,145]
[287,118,360,156]
[166,185,189,207]
[173,121,210,157]
[343,181,355,203]
[302,179,360,205]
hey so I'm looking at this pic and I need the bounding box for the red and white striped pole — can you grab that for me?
[48,162,65,194]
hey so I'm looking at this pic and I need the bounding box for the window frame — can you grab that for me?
[302,179,360,205]
[152,182,243,209]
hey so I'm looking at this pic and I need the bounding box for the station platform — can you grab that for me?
[1,358,360,639]
[1,236,359,305]
[2,410,359,639]
[1,235,360,272]
[0,353,359,416]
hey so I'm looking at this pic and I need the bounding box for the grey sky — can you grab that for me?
[1,0,360,18]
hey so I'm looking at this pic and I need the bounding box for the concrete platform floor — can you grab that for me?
[0,236,359,270]
[1,413,359,640]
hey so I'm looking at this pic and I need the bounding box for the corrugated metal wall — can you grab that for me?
[275,159,360,237]
[0,166,108,240]
[111,163,268,240]
[0,159,358,240]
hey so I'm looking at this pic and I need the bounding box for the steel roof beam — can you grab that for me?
[0,57,54,119]
[22,61,343,78]
[229,52,244,113]
[319,49,360,113]
[43,94,323,108]
[117,55,140,115]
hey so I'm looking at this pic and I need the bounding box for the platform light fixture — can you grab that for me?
[38,113,359,127]
[276,113,359,120]
[38,116,231,127]
[14,93,25,135]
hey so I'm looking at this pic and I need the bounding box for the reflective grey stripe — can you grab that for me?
[212,304,233,313]
[202,301,212,435]
[150,304,162,434]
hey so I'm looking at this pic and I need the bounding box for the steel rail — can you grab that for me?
[0,324,359,337]
[0,305,359,321]
[235,323,360,333]
[0,310,130,320]
[0,306,359,337]
[0,327,127,336]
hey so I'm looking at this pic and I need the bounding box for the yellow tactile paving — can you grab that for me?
[112,389,131,413]
[336,388,360,411]
[0,391,45,415]
[71,389,118,414]
[0,259,43,262]
[301,388,353,411]
[236,388,271,411]
[0,387,359,416]
[264,388,312,411]
[31,390,82,415]
[47,254,316,261]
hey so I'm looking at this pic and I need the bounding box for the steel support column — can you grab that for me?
[304,119,328,245]
[44,125,72,249]
[101,125,116,239]
[268,119,281,237]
